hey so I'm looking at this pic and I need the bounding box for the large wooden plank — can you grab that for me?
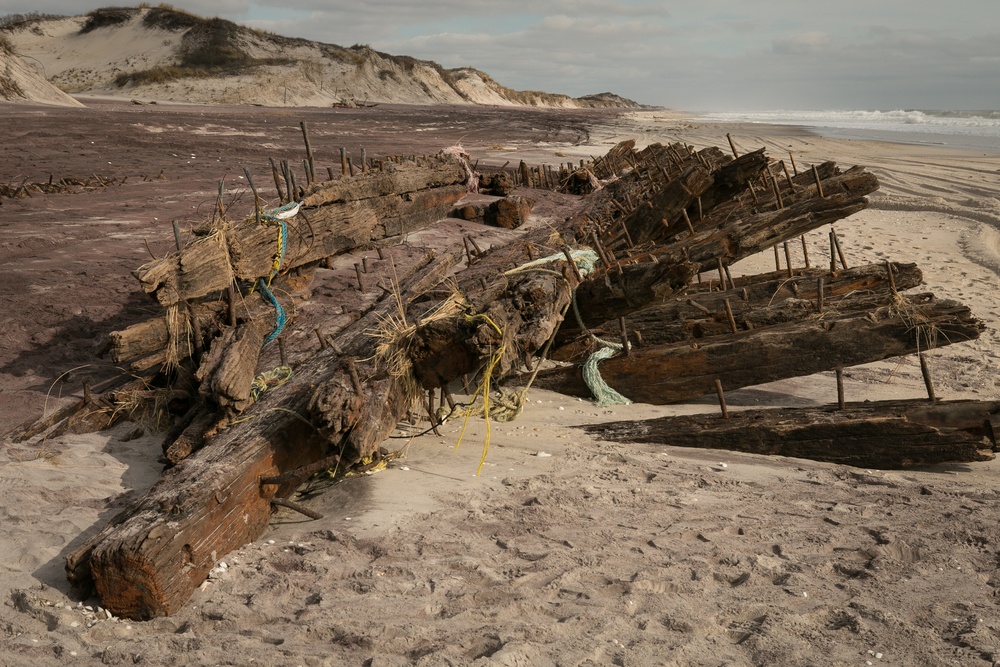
[133,160,468,305]
[553,262,923,355]
[579,399,999,468]
[531,295,984,404]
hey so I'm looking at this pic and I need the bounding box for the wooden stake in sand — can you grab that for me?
[714,379,730,419]
[836,367,845,409]
[919,353,937,402]
[300,122,315,185]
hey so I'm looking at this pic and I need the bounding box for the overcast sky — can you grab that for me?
[3,1,998,110]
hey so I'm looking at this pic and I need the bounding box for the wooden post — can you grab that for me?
[788,151,798,176]
[300,122,315,185]
[354,263,366,291]
[427,390,441,436]
[269,157,285,202]
[919,353,937,402]
[714,379,729,419]
[462,236,474,265]
[829,230,838,272]
[619,317,631,356]
[723,299,738,333]
[278,161,290,203]
[726,133,739,158]
[783,241,793,278]
[468,236,485,256]
[172,221,182,251]
[812,165,825,198]
[832,229,849,269]
[780,160,796,190]
[590,231,612,270]
[278,338,287,367]
[771,172,784,209]
[314,328,326,350]
[816,276,825,313]
[800,235,810,268]
[716,257,728,290]
[216,179,225,220]
[562,245,584,283]
[682,209,696,237]
[344,357,363,396]
[361,148,368,174]
[619,219,635,247]
[885,260,897,295]
[340,147,348,177]
[773,245,782,272]
[836,367,845,409]
[687,299,711,315]
[243,167,261,226]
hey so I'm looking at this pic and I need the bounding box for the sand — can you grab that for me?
[2,101,1000,667]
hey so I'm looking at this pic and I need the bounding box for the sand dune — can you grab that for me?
[2,8,641,110]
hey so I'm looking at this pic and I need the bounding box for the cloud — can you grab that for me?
[771,31,832,55]
[1,0,998,110]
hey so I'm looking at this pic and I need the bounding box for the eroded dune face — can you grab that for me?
[0,50,82,107]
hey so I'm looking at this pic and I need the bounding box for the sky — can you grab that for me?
[2,1,999,111]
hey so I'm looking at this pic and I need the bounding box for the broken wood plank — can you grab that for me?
[578,399,999,468]
[568,166,880,332]
[553,261,923,354]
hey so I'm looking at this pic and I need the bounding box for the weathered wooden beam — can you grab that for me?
[65,250,461,620]
[568,166,880,331]
[554,262,923,351]
[579,399,999,468]
[133,160,468,306]
[530,295,983,404]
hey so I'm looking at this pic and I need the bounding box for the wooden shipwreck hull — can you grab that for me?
[10,130,988,621]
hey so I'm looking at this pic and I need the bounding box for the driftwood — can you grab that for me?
[531,294,984,404]
[579,399,1000,468]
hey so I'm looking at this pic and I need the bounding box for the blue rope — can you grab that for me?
[257,278,286,345]
[252,202,298,346]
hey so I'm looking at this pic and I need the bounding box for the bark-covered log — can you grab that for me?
[579,400,999,468]
[531,294,983,404]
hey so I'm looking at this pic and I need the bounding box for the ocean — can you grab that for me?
[697,109,1000,153]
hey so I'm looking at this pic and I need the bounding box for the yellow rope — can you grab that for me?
[454,311,506,476]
